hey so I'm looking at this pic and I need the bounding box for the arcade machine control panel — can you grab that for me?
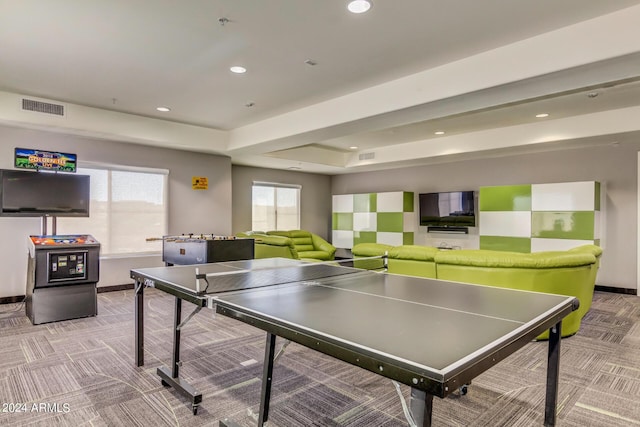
[29,235,100,285]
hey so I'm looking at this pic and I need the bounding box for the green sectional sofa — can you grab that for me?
[352,243,601,338]
[236,230,336,261]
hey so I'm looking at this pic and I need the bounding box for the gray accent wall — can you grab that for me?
[0,125,232,297]
[332,143,640,291]
[232,165,332,239]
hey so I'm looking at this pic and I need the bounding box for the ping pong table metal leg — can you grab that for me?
[135,279,144,367]
[157,296,203,414]
[257,332,277,426]
[172,297,182,378]
[544,320,562,426]
[410,387,434,427]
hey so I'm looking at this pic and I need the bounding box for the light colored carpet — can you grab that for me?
[0,289,638,426]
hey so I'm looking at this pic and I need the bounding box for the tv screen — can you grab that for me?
[419,191,475,227]
[0,169,90,217]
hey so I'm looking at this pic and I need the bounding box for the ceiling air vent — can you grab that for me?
[22,98,65,116]
[358,152,375,161]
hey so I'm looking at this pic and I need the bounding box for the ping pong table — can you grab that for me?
[131,257,578,426]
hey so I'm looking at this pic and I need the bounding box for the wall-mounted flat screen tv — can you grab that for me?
[0,169,90,217]
[419,191,475,227]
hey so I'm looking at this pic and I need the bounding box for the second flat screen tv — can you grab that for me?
[0,169,90,217]
[419,191,475,227]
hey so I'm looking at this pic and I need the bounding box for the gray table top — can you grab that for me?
[213,270,574,373]
[131,258,577,393]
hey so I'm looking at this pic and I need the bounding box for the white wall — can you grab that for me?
[332,142,640,291]
[0,125,232,298]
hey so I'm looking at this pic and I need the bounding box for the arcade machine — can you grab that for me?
[26,234,100,325]
[0,155,99,325]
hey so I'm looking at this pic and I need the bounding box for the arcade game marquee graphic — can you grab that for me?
[14,148,77,172]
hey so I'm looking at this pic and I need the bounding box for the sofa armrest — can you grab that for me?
[311,233,336,257]
[568,244,603,258]
[237,232,299,259]
[255,234,295,247]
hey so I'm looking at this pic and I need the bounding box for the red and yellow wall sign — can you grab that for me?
[192,176,208,190]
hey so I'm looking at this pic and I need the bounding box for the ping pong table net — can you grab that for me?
[194,257,385,295]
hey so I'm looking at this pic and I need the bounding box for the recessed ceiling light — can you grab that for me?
[349,146,358,150]
[434,131,445,135]
[156,107,171,112]
[535,113,549,118]
[230,66,247,74]
[347,0,372,14]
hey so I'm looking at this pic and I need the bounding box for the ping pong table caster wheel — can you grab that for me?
[161,379,170,387]
[192,405,198,415]
[459,385,468,395]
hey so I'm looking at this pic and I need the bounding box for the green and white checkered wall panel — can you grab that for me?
[332,192,415,249]
[479,181,600,252]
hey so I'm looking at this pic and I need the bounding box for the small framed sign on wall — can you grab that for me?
[192,176,208,190]
[15,148,77,172]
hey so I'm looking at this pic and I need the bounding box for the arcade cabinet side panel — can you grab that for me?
[25,252,36,323]
[30,283,97,325]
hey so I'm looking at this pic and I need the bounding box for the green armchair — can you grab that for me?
[236,230,336,261]
[266,230,336,261]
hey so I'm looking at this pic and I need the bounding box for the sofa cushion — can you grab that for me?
[435,250,595,268]
[389,245,439,262]
[352,243,393,257]
[268,230,313,251]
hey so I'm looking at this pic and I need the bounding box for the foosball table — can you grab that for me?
[154,234,255,266]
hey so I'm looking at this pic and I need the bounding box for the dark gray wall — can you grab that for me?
[232,165,332,239]
[332,143,640,291]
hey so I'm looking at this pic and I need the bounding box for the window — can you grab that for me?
[252,182,301,231]
[57,165,168,255]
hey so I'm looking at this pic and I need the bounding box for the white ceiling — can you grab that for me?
[1,0,640,174]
